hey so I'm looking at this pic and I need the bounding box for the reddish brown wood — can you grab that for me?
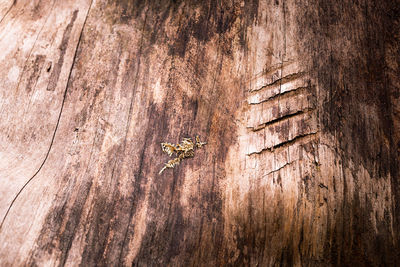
[0,0,399,265]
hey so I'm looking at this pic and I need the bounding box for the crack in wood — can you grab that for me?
[248,108,315,132]
[246,59,297,86]
[46,9,78,92]
[248,85,311,105]
[258,160,297,181]
[249,71,307,93]
[0,1,93,232]
[246,131,318,156]
[0,0,15,26]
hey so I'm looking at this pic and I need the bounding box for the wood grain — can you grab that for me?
[0,0,399,266]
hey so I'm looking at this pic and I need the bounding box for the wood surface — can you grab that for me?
[0,0,399,266]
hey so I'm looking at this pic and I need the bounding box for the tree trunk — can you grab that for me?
[0,0,399,266]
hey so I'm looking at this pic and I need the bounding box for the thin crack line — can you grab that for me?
[0,0,15,26]
[258,160,297,181]
[0,3,92,232]
[248,83,310,105]
[249,71,307,93]
[57,1,94,265]
[248,108,315,132]
[247,131,318,156]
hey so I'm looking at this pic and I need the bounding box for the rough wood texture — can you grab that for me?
[0,0,399,266]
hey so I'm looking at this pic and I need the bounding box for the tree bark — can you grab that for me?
[0,0,399,266]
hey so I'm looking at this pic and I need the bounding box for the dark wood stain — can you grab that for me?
[46,10,78,92]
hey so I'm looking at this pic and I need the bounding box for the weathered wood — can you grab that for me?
[0,0,399,266]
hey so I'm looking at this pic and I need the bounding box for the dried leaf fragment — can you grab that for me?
[159,135,206,174]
